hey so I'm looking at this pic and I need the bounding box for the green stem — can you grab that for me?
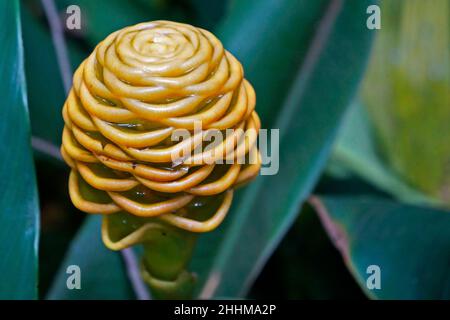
[140,224,197,299]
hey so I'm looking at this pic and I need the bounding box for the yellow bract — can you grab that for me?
[61,20,261,241]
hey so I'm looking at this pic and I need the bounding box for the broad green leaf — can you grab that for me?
[47,215,135,300]
[217,0,327,127]
[311,195,450,299]
[190,0,376,298]
[0,0,40,299]
[328,102,440,206]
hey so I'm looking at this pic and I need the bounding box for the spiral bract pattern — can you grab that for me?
[62,21,261,237]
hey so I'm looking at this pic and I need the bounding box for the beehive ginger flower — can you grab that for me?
[61,19,261,250]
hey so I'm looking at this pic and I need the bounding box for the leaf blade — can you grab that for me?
[191,0,376,298]
[311,195,450,299]
[0,0,40,299]
[47,215,135,300]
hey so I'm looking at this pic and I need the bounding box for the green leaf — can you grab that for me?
[47,215,135,300]
[328,102,440,206]
[217,0,327,127]
[0,0,40,299]
[189,0,376,298]
[311,195,450,299]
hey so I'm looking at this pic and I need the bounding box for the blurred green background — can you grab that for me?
[0,0,448,299]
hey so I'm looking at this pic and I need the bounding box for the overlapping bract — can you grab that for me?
[61,21,261,237]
